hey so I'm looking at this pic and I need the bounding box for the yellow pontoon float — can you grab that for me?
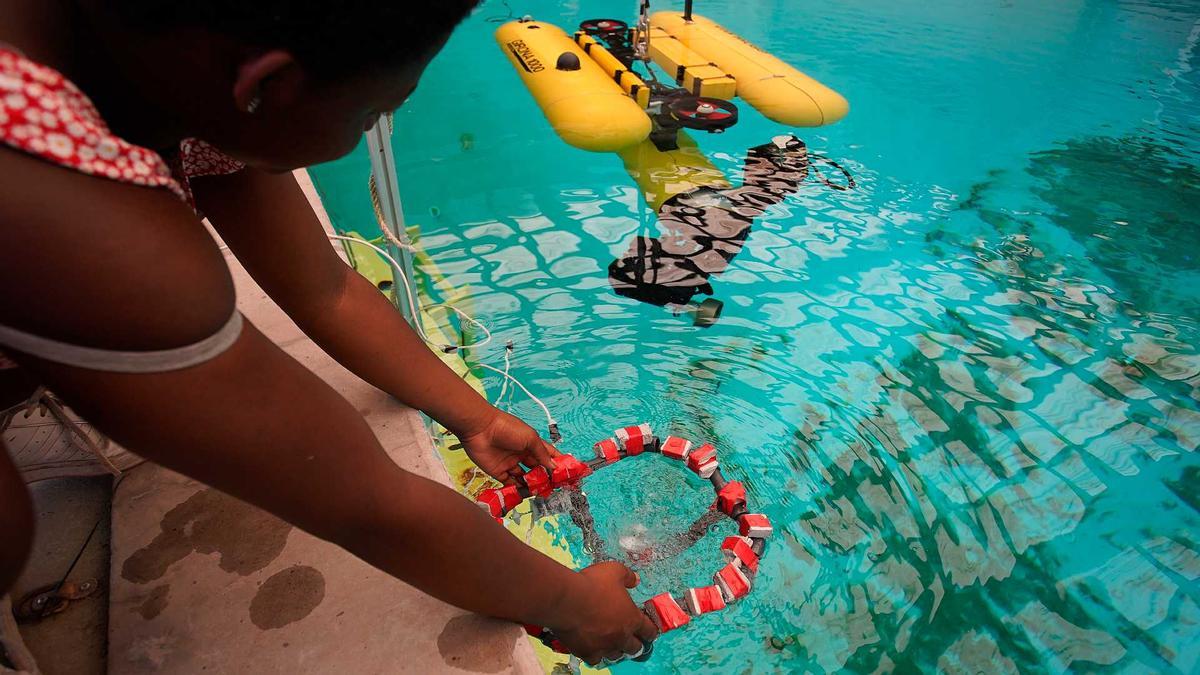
[496,1,852,326]
[495,0,847,153]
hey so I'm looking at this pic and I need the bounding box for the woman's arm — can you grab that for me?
[192,170,556,482]
[16,322,584,618]
[0,151,654,663]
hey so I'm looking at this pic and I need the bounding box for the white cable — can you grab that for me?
[498,344,512,402]
[360,124,558,435]
[426,302,496,351]
[328,234,556,432]
[478,363,556,430]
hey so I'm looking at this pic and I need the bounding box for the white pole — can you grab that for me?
[365,118,420,324]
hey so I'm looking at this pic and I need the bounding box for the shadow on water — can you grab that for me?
[518,130,1200,673]
[717,133,1200,673]
[961,134,1200,322]
[305,1,1200,669]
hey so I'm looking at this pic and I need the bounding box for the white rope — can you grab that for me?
[376,215,418,253]
[634,0,651,61]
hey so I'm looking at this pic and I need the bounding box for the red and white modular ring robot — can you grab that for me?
[473,423,771,661]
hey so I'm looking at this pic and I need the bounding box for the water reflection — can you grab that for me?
[610,135,854,309]
[311,0,1200,670]
[444,130,1200,673]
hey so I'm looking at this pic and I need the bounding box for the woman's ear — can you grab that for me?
[232,50,304,114]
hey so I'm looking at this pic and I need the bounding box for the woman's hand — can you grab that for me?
[549,562,659,666]
[458,408,559,484]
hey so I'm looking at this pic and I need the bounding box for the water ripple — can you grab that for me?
[309,0,1200,671]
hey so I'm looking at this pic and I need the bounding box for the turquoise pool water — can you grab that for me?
[309,0,1200,671]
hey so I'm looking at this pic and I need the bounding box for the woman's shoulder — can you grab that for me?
[1,48,245,209]
[0,144,235,354]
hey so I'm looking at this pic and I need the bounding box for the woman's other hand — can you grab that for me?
[549,562,658,666]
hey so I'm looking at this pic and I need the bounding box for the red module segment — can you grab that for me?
[593,437,621,464]
[738,513,773,539]
[520,466,553,497]
[475,486,515,517]
[550,454,593,486]
[687,443,719,478]
[716,481,746,515]
[644,593,691,632]
[615,423,653,455]
[499,484,522,510]
[720,535,760,572]
[660,435,693,460]
[475,492,503,519]
[685,585,727,615]
[714,563,752,601]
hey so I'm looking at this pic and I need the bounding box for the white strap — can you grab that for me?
[0,312,244,373]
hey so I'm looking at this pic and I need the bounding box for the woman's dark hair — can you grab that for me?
[112,2,480,77]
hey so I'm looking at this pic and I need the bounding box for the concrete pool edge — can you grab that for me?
[102,170,543,674]
[301,168,612,675]
[369,194,615,675]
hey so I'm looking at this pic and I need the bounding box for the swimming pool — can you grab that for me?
[309,0,1200,671]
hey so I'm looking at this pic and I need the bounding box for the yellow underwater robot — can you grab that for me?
[496,1,852,325]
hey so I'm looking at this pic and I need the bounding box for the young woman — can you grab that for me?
[0,0,656,666]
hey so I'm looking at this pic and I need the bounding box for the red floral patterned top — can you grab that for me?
[0,46,244,370]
